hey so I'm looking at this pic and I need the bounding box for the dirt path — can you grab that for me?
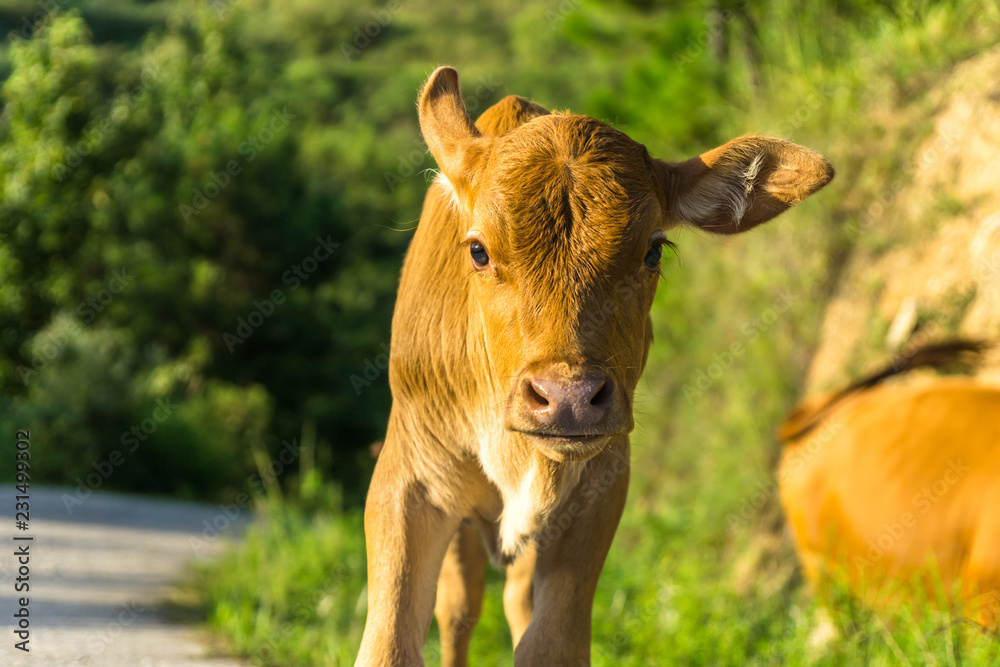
[0,485,247,666]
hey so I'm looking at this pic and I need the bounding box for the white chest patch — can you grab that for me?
[497,459,584,560]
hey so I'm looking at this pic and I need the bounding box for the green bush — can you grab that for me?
[0,313,270,499]
[0,7,407,500]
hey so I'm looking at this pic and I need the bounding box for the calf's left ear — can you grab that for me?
[652,135,834,234]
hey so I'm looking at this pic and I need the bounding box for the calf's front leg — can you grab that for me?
[514,442,630,666]
[356,443,462,667]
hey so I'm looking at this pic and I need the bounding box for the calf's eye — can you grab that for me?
[644,243,663,269]
[470,242,490,268]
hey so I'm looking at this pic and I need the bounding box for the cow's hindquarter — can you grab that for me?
[957,389,1000,626]
[777,444,832,593]
[780,383,1000,626]
[965,498,1000,627]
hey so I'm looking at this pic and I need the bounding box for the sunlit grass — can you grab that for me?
[194,485,1000,665]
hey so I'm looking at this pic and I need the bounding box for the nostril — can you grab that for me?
[523,379,549,410]
[589,377,613,408]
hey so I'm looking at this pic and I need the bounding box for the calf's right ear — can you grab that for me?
[419,66,488,210]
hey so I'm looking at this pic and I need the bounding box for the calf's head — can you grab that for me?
[419,67,833,462]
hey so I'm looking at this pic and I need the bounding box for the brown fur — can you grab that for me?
[356,66,834,666]
[778,340,1000,628]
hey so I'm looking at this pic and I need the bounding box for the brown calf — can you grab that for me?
[778,341,1000,628]
[355,66,834,666]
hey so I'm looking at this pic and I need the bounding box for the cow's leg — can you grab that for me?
[434,521,487,667]
[513,442,630,666]
[503,543,535,647]
[356,447,462,667]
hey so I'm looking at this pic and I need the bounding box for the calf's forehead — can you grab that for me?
[474,114,663,272]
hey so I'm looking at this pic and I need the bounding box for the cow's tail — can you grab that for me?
[777,339,991,444]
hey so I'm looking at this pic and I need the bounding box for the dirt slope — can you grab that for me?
[806,47,1000,391]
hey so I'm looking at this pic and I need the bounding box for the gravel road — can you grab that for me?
[0,485,248,666]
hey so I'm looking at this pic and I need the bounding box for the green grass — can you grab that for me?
[202,506,368,665]
[193,487,1000,666]
[188,0,1000,664]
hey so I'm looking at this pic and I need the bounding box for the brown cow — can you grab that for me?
[778,340,1000,629]
[355,66,834,666]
